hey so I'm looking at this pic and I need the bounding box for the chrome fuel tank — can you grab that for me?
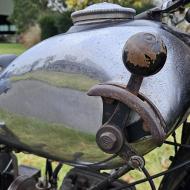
[0,3,190,169]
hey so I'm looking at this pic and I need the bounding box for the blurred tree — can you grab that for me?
[10,0,154,41]
[11,0,153,33]
[10,0,55,33]
[39,11,72,40]
[55,11,73,33]
[10,0,73,40]
[65,0,154,13]
[10,0,41,33]
[47,0,66,12]
[39,13,58,40]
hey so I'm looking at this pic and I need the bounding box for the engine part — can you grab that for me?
[0,151,18,190]
[36,177,51,190]
[128,156,145,170]
[18,165,41,180]
[8,176,37,190]
[60,168,135,190]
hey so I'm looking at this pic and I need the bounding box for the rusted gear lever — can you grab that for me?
[88,32,167,156]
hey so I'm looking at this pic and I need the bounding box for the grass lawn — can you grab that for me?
[0,43,182,189]
[0,43,26,55]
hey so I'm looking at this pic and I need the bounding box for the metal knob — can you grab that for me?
[122,32,167,77]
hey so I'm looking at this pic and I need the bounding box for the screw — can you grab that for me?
[129,155,145,170]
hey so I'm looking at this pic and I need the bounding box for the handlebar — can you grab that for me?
[161,0,189,13]
[135,0,190,21]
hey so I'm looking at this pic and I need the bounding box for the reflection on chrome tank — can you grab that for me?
[0,7,190,169]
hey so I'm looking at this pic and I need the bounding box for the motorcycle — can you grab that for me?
[0,0,190,189]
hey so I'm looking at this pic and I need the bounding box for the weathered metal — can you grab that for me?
[88,84,166,145]
[8,176,37,190]
[96,124,124,154]
[122,32,167,76]
[71,2,136,25]
[128,155,145,169]
[126,74,143,95]
[88,32,168,156]
[0,2,189,170]
[61,167,135,190]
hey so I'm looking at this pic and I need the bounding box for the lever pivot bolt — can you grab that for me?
[96,125,124,154]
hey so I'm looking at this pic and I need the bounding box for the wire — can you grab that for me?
[90,165,131,190]
[2,159,13,174]
[142,167,156,190]
[45,159,53,187]
[115,159,190,190]
[82,154,118,167]
[172,132,178,154]
[53,163,63,180]
[164,141,190,149]
[51,163,63,188]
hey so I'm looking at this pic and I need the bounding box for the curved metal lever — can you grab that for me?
[88,84,166,145]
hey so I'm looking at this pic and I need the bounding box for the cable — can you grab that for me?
[52,163,63,180]
[142,167,156,190]
[172,132,178,154]
[115,159,190,190]
[90,165,131,190]
[45,159,53,187]
[164,141,190,149]
[2,159,13,174]
[51,163,63,188]
[88,141,190,190]
[82,154,118,167]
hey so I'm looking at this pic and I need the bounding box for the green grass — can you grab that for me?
[0,43,182,189]
[0,43,26,55]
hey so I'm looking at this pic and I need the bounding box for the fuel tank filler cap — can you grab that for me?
[71,2,136,25]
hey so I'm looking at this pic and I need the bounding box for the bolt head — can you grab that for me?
[99,132,117,151]
[96,125,124,154]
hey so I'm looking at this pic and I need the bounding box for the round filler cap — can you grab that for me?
[71,2,136,24]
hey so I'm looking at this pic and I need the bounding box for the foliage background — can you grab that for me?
[9,0,154,43]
